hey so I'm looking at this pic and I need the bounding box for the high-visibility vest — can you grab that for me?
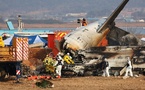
[43,57,54,66]
[63,55,74,64]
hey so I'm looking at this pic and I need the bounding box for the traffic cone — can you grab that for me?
[57,75,61,79]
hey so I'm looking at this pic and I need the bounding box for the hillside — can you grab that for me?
[0,0,145,19]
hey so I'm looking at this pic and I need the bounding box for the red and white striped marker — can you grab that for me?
[22,38,29,60]
[16,70,21,75]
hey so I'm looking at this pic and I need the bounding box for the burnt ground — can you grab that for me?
[15,48,145,90]
[0,75,145,90]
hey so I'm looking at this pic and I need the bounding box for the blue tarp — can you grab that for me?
[4,34,47,46]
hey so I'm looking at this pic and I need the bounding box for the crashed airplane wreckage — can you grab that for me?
[54,0,145,76]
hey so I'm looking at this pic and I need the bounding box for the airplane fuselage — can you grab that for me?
[62,0,129,52]
[63,21,110,51]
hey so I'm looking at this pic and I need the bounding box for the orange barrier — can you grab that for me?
[28,75,51,80]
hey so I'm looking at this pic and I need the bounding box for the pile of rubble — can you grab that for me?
[22,48,51,76]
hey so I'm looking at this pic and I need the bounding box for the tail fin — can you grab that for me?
[97,0,129,33]
[6,21,14,30]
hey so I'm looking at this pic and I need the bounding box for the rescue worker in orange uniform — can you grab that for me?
[82,18,88,26]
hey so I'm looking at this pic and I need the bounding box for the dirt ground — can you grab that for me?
[0,75,145,90]
[13,48,144,90]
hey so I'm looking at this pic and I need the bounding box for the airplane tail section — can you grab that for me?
[6,21,14,30]
[97,0,129,33]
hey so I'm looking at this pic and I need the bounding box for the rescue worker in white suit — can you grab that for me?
[101,57,110,77]
[54,52,64,78]
[124,57,133,77]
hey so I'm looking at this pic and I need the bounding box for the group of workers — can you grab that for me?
[43,51,134,79]
[101,56,133,78]
[43,52,72,78]
[77,18,88,26]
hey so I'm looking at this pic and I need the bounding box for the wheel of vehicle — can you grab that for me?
[0,67,6,80]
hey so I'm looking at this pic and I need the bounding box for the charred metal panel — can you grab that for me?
[107,26,129,45]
